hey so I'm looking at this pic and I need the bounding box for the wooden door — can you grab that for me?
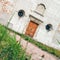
[25,21,38,37]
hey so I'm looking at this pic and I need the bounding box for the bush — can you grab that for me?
[0,25,30,60]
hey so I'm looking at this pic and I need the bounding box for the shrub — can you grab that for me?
[0,25,30,60]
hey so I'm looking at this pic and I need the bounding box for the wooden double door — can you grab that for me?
[25,21,38,37]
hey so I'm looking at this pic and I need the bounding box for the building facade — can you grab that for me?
[0,0,60,49]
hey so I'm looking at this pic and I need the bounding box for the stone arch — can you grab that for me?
[36,3,46,16]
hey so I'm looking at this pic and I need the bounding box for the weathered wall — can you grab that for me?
[0,0,15,25]
[0,0,60,49]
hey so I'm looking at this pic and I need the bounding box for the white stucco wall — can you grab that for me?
[1,0,60,49]
[0,0,15,25]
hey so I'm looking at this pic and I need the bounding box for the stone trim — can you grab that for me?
[29,15,43,25]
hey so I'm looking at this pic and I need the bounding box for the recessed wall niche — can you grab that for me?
[35,3,46,16]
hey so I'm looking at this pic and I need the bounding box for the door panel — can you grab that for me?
[25,21,38,37]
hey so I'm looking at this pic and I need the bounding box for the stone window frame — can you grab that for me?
[35,3,46,16]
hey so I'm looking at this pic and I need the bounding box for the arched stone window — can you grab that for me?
[35,3,46,16]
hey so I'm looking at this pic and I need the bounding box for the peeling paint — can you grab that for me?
[0,0,14,14]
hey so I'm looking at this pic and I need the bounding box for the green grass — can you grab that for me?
[1,24,60,58]
[0,25,31,60]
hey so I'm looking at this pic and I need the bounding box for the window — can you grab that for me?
[18,10,25,17]
[46,24,53,31]
[35,3,46,16]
